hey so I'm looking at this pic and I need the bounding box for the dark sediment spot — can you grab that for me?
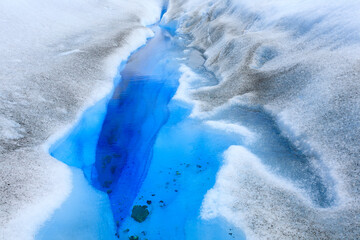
[129,236,139,240]
[103,155,112,163]
[146,200,152,205]
[103,180,112,188]
[110,166,117,174]
[159,200,166,207]
[131,205,150,223]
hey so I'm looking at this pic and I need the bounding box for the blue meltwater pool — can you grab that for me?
[36,12,335,240]
[36,23,246,240]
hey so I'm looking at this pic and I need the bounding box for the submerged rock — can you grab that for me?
[131,205,149,223]
[129,236,139,240]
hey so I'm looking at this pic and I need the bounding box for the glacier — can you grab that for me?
[0,0,163,239]
[0,0,360,239]
[165,0,360,238]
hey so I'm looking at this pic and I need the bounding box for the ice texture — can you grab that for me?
[2,0,360,239]
[0,0,163,239]
[166,0,360,239]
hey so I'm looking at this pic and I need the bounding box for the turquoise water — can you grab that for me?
[115,97,246,239]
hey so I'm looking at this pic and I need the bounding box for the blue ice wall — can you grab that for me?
[92,26,182,229]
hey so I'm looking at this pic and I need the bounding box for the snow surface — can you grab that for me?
[0,0,163,239]
[166,0,360,239]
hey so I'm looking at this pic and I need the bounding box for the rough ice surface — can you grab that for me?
[0,0,163,239]
[165,0,360,239]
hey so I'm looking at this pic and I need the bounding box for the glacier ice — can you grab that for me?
[165,0,360,238]
[0,0,163,239]
[1,0,360,239]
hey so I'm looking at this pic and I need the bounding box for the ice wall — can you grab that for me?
[0,0,163,239]
[166,0,360,239]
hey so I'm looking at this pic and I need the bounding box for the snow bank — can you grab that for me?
[166,0,360,238]
[0,0,163,239]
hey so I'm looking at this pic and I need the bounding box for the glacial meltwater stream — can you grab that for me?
[36,14,336,240]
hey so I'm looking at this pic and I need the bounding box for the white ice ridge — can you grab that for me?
[205,120,255,143]
[166,0,360,238]
[201,145,355,239]
[173,64,198,104]
[173,64,205,116]
[0,0,164,239]
[201,146,311,238]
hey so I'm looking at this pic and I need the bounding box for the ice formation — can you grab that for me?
[165,0,360,238]
[1,0,359,239]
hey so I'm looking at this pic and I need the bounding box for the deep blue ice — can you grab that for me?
[93,26,181,230]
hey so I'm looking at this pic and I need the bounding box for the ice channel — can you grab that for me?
[36,12,336,240]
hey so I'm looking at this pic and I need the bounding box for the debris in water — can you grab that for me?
[131,205,150,223]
